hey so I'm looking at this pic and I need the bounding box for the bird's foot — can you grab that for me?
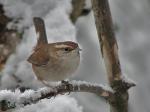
[61,80,72,95]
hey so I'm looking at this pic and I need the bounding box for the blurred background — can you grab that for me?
[0,0,150,112]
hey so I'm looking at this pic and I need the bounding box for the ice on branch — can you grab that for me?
[71,80,113,92]
[121,74,136,87]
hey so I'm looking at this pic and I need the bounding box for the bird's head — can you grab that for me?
[49,41,81,59]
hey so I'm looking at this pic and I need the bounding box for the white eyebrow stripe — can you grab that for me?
[54,44,69,48]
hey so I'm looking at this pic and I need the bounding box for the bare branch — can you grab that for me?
[70,0,91,23]
[0,80,113,111]
[33,17,48,46]
[91,0,135,91]
[70,0,85,23]
[91,0,135,112]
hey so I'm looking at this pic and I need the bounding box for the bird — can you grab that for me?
[27,17,80,87]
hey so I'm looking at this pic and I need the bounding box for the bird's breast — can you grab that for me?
[32,55,80,81]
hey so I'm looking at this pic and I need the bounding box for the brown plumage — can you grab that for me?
[28,41,80,82]
[27,17,80,85]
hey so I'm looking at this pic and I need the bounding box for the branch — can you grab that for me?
[70,0,91,23]
[91,0,135,91]
[70,0,85,23]
[0,80,113,111]
[91,0,135,112]
[0,4,11,33]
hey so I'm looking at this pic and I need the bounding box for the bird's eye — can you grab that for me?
[64,48,70,51]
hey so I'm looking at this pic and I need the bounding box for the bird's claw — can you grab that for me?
[61,80,72,95]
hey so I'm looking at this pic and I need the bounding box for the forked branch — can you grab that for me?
[91,0,135,112]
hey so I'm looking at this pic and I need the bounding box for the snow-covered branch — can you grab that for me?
[0,80,113,111]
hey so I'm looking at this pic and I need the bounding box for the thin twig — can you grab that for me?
[70,0,85,23]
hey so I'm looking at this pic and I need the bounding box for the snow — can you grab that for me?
[0,0,76,89]
[121,73,136,86]
[71,80,113,92]
[14,95,82,112]
[0,80,112,110]
[0,89,82,112]
[1,0,149,112]
[0,0,83,111]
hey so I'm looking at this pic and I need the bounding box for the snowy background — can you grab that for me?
[0,0,150,112]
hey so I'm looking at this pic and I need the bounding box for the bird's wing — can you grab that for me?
[27,47,49,66]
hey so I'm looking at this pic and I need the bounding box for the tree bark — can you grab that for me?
[91,0,135,112]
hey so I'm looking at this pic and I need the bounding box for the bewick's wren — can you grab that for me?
[27,17,80,86]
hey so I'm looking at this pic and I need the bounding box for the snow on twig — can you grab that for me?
[0,80,113,111]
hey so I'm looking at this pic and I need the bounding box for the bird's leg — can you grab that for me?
[61,80,72,95]
[61,80,69,85]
